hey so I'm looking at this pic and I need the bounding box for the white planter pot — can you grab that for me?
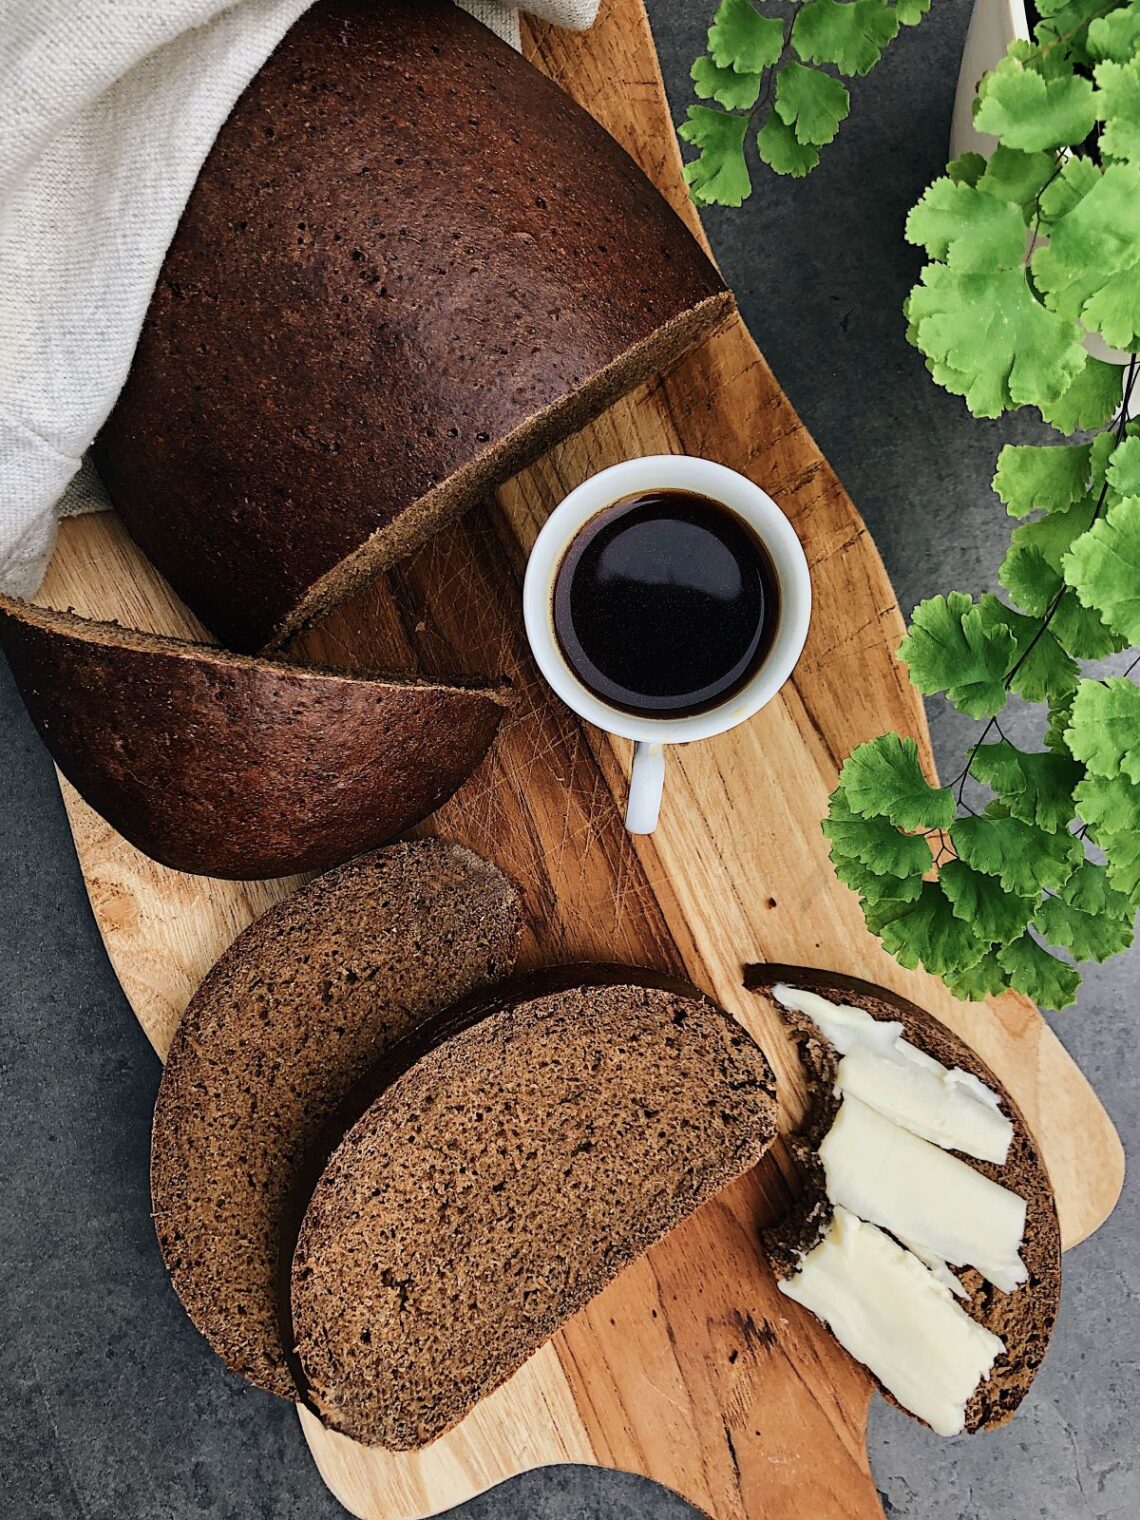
[950,0,1135,391]
[950,0,1030,159]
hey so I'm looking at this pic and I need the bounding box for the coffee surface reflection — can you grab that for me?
[552,489,779,718]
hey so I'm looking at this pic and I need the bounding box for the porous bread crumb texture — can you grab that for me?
[150,840,522,1400]
[93,0,731,652]
[291,983,778,1449]
[750,972,1061,1435]
[0,595,509,879]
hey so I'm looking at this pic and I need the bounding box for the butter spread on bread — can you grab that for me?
[781,1207,1004,1437]
[746,964,1060,1436]
[772,982,1013,1162]
[818,1094,1028,1293]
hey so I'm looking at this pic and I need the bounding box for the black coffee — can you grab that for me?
[552,489,778,718]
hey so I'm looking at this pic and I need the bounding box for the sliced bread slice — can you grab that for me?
[150,840,522,1398]
[0,595,509,879]
[744,963,1061,1435]
[93,0,732,651]
[290,972,778,1449]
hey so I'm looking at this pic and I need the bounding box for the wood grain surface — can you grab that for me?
[33,1,1123,1517]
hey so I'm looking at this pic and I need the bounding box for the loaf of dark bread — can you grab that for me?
[744,964,1061,1435]
[150,840,522,1397]
[0,595,509,878]
[289,972,778,1449]
[93,0,732,652]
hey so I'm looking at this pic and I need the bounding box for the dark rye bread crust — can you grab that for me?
[94,0,732,651]
[0,595,509,879]
[291,978,778,1449]
[151,840,522,1399]
[744,964,1061,1436]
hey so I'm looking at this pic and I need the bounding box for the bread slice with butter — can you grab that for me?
[744,963,1060,1436]
[289,972,779,1449]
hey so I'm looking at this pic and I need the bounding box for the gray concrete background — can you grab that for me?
[1,1,1136,1516]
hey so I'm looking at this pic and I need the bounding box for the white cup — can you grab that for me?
[522,455,812,834]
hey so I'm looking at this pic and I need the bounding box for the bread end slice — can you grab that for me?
[0,594,509,878]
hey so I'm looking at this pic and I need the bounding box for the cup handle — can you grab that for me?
[625,741,666,834]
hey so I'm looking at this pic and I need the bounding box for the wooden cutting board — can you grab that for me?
[34,2,1123,1517]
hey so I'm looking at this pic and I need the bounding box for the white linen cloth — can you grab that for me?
[0,0,599,595]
